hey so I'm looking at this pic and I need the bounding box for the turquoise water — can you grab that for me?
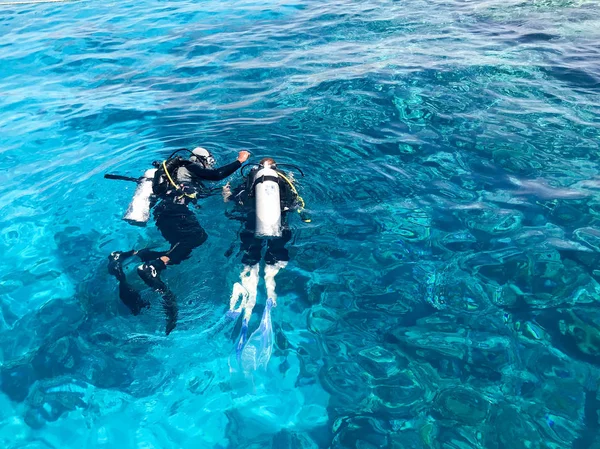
[1,0,600,447]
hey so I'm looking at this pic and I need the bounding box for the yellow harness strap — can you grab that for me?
[162,160,196,200]
[276,171,310,222]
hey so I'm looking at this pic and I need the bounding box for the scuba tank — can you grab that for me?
[253,163,282,238]
[123,168,157,226]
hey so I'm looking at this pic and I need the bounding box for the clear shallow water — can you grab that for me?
[1,0,600,447]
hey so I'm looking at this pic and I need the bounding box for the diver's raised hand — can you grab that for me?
[237,151,250,163]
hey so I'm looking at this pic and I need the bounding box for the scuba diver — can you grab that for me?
[107,147,251,335]
[222,157,309,359]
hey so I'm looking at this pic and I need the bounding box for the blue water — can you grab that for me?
[1,0,600,447]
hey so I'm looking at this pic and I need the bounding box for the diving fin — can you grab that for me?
[228,318,249,374]
[241,297,274,372]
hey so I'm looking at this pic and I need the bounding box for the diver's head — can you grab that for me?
[259,157,277,169]
[190,147,216,168]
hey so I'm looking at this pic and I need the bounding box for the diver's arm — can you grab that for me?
[188,150,250,181]
[187,160,241,181]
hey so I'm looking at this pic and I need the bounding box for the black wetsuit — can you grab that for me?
[228,168,299,266]
[110,155,242,335]
[137,157,242,265]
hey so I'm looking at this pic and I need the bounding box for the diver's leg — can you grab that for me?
[107,250,149,315]
[138,204,207,335]
[107,249,136,277]
[240,264,260,320]
[109,246,168,272]
[134,248,169,262]
[108,202,174,318]
[228,281,248,317]
[154,202,208,265]
[229,223,262,317]
[234,263,259,354]
[229,217,262,355]
[137,204,180,334]
[264,228,292,306]
[137,259,177,334]
[264,261,287,307]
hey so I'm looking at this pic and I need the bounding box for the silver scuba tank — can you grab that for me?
[254,164,282,238]
[123,168,157,226]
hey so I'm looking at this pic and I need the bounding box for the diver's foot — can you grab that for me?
[108,250,135,279]
[137,261,167,292]
[118,282,149,316]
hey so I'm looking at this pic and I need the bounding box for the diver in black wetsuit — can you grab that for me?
[223,157,309,346]
[108,147,251,335]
